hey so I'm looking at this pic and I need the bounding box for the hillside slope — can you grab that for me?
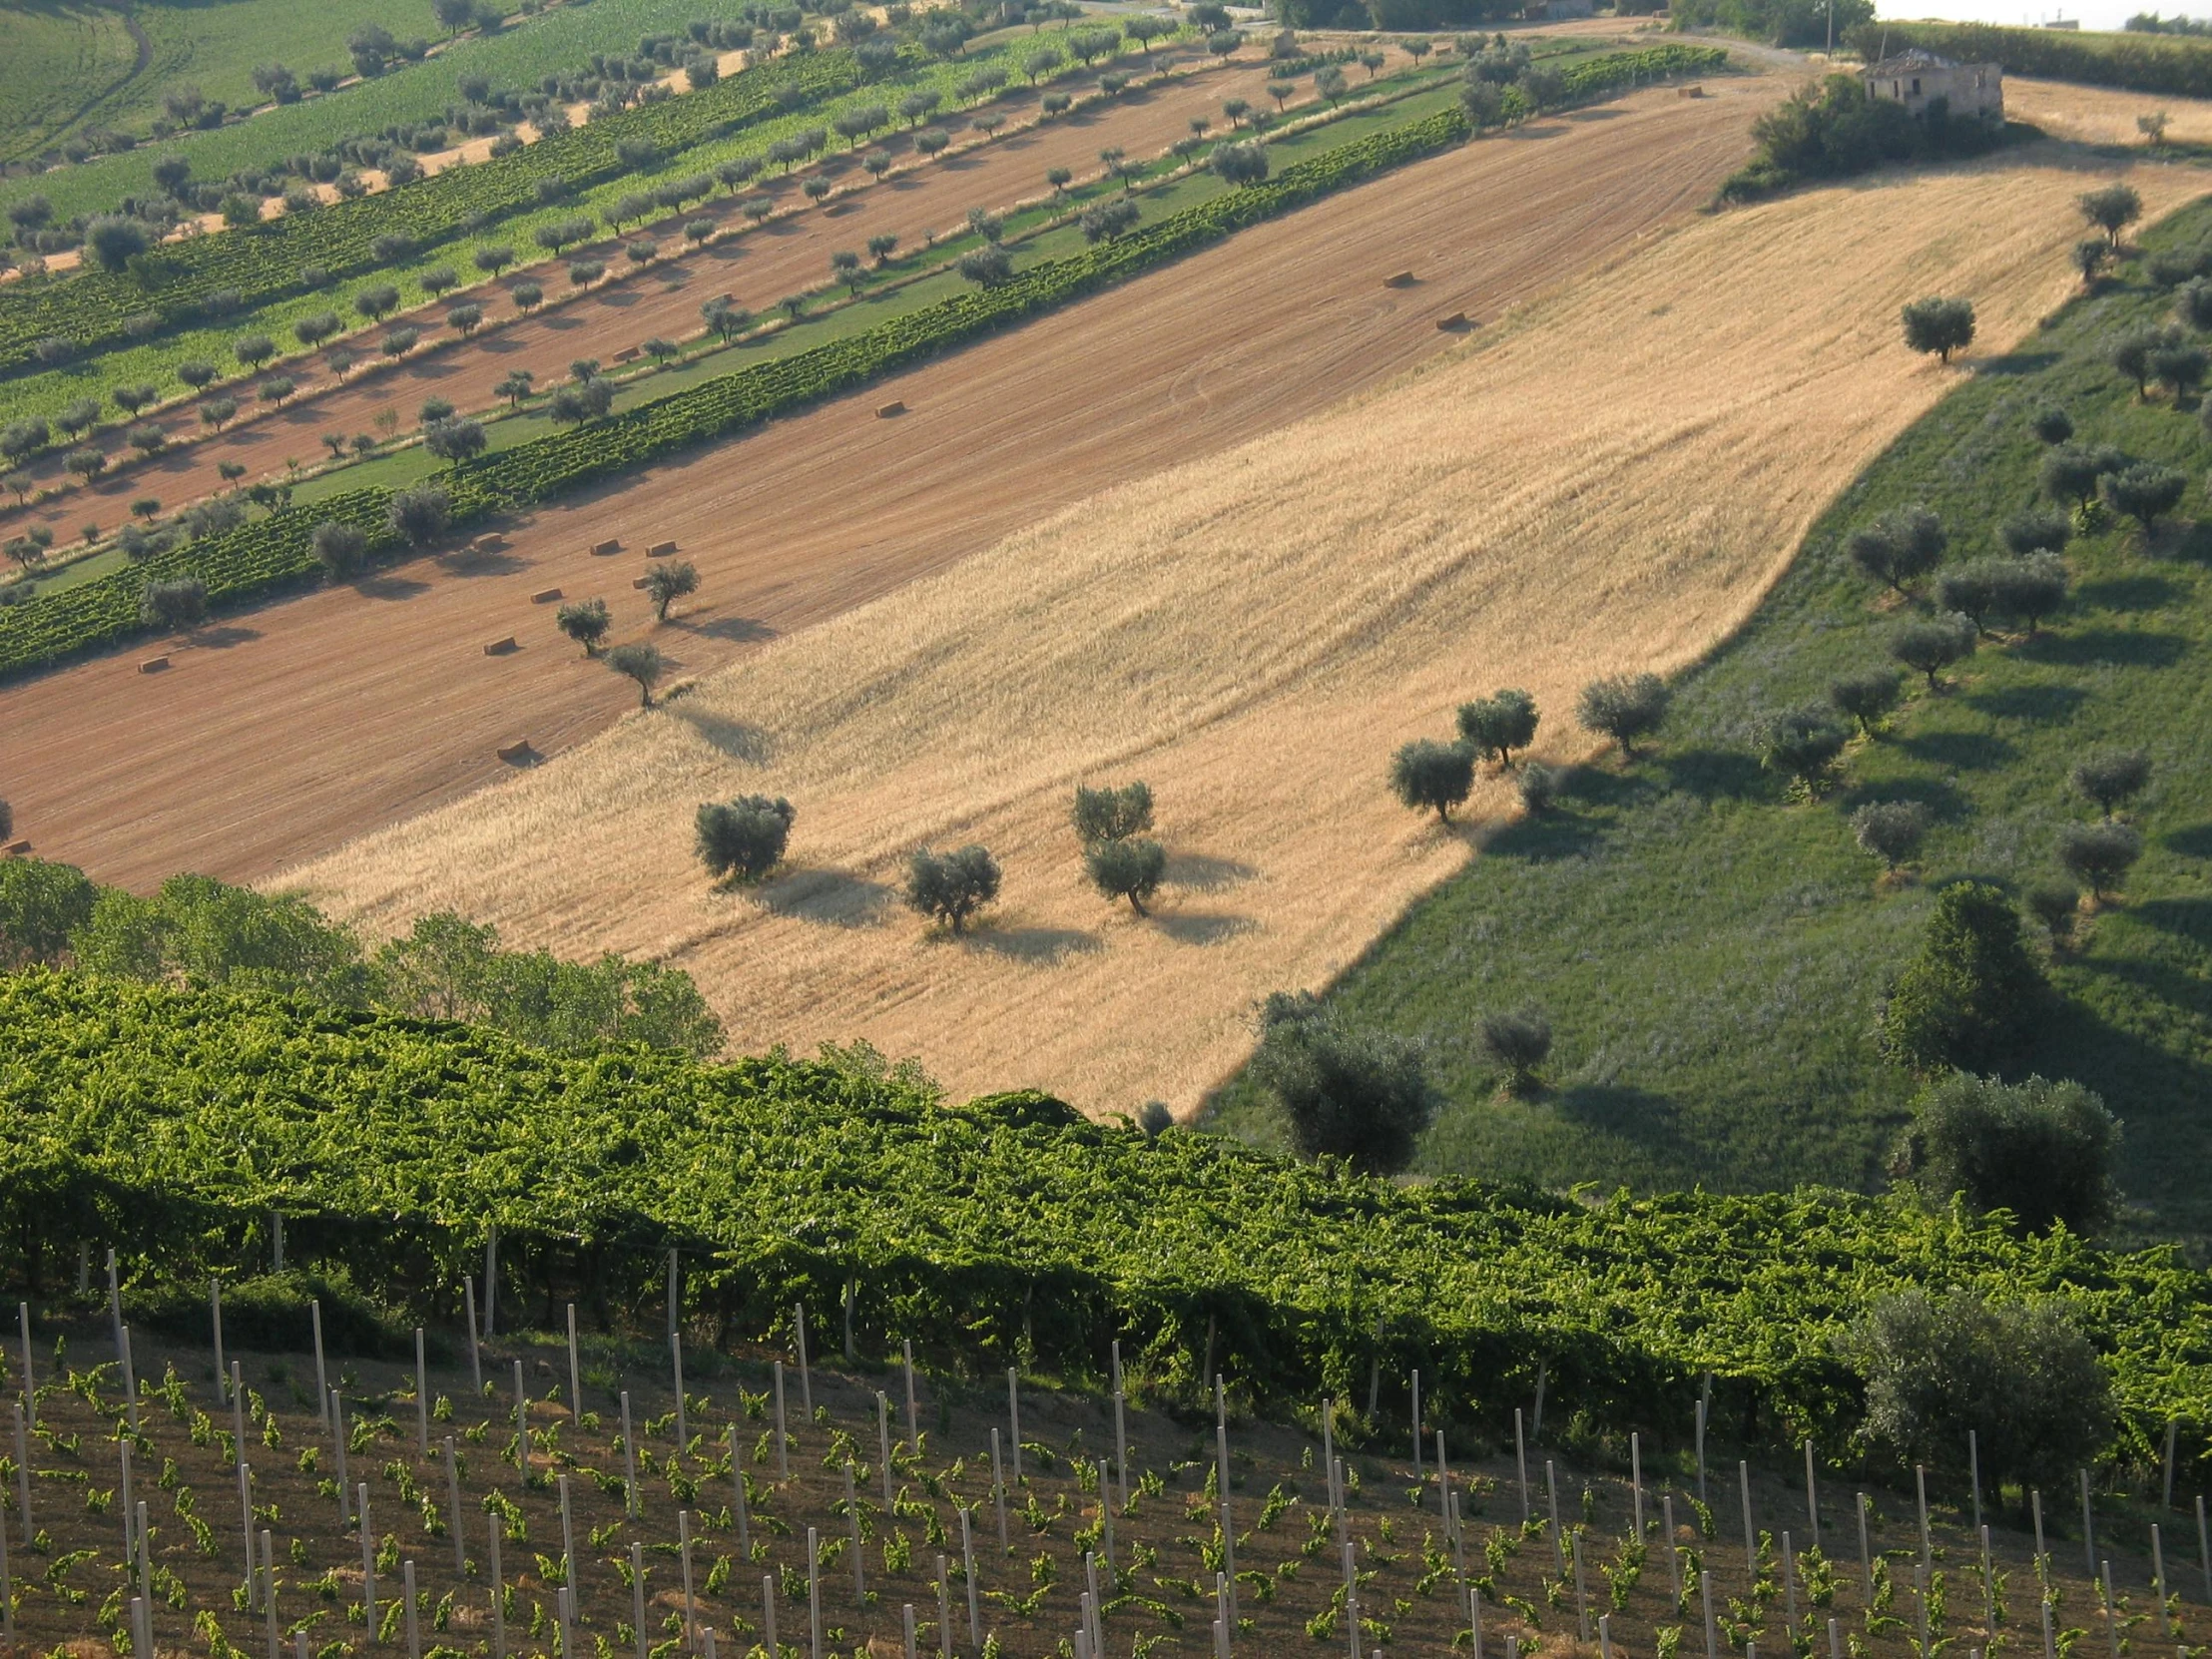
[285,122,2202,1115]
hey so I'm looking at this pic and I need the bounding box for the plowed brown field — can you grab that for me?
[1,75,1774,888]
[2,49,1435,532]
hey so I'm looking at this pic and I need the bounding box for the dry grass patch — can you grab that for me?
[287,146,2206,1117]
[2004,75,2212,147]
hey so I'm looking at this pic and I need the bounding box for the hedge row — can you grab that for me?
[0,103,1475,682]
[1552,42,1728,97]
[3,968,2207,1458]
[1844,20,2212,99]
[0,48,876,379]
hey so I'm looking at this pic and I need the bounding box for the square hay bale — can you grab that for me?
[138,656,170,674]
[484,636,518,656]
[2,840,29,857]
[496,740,536,764]
[472,533,507,553]
[1436,312,1469,330]
[1679,84,1704,97]
[632,576,653,589]
[532,588,563,604]
[613,346,641,363]
[1383,271,1416,288]
[648,540,678,558]
[876,400,906,418]
[591,539,622,557]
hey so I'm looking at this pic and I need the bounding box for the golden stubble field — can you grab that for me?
[286,120,2209,1118]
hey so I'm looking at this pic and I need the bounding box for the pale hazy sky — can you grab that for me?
[1876,0,2204,29]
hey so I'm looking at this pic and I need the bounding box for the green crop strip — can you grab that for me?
[0,46,875,379]
[0,965,2204,1459]
[0,100,1484,681]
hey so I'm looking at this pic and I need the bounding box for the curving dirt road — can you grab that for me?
[0,75,1775,890]
[1,50,1398,533]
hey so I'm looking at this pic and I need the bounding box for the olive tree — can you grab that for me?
[1999,508,2069,556]
[903,844,1000,935]
[2070,748,2150,819]
[1575,672,1670,758]
[1086,836,1167,915]
[386,484,450,547]
[1843,1288,2110,1496]
[1455,688,1538,767]
[1901,296,1975,364]
[2078,181,2142,249]
[1072,781,1153,843]
[1889,612,1976,690]
[2058,822,2142,900]
[311,520,369,579]
[556,597,612,656]
[644,559,700,621]
[1846,505,1946,593]
[1878,882,2047,1076]
[1830,667,1902,737]
[140,576,208,630]
[1389,738,1474,824]
[696,796,796,882]
[1896,1071,2119,1235]
[1251,991,1435,1174]
[1852,801,1929,872]
[1479,1007,1552,1096]
[607,641,666,707]
[2100,461,2186,533]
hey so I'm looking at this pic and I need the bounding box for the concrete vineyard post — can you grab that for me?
[2104,1561,2122,1659]
[1114,1389,1129,1513]
[207,1285,222,1407]
[1917,1465,1933,1582]
[903,1603,917,1659]
[2034,1489,2046,1573]
[1547,1460,1564,1576]
[106,1249,122,1364]
[1469,1567,1484,1658]
[667,1250,680,1340]
[808,1524,822,1659]
[1702,1568,1718,1659]
[1783,1530,1796,1631]
[490,1516,505,1659]
[333,1397,350,1523]
[620,1391,638,1515]
[1008,1369,1021,1483]
[1515,1407,1530,1522]
[1600,1611,1613,1659]
[1805,1439,1820,1552]
[1322,1399,1336,1513]
[2153,1523,2168,1626]
[961,1502,981,1644]
[12,1402,30,1542]
[1981,1524,1995,1639]
[514,1362,527,1475]
[483,1229,498,1339]
[262,1529,278,1659]
[1572,1527,1589,1640]
[2198,1494,2210,1601]
[1830,1617,1844,1659]
[1631,1431,1644,1540]
[1859,1492,1874,1603]
[238,1461,255,1605]
[1918,1560,1931,1659]
[1970,1430,1982,1534]
[230,1361,246,1469]
[681,1508,698,1656]
[121,1326,139,1436]
[2042,1595,2057,1659]
[1742,1460,1757,1580]
[844,1465,864,1596]
[841,1277,855,1365]
[2167,1420,2179,1512]
[764,1573,781,1658]
[936,1554,951,1659]
[992,1427,1008,1551]
[630,1542,647,1659]
[729,1424,750,1559]
[673,1331,688,1459]
[1665,1495,1681,1608]
[358,1482,374,1636]
[445,1436,464,1571]
[904,1339,918,1447]
[1410,1368,1422,1496]
[464,1279,482,1395]
[567,1305,582,1421]
[2083,1470,2097,1577]
[311,1302,328,1431]
[1695,1390,1708,1507]
[773,1364,791,1480]
[414,1328,429,1454]
[402,1558,418,1659]
[559,1474,578,1603]
[1439,1430,1455,1542]
[796,1304,812,1412]
[877,1392,893,1506]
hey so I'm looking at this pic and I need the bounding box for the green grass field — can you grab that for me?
[1207,198,2212,1248]
[0,0,143,165]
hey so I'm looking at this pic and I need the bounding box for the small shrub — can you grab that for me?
[1516,762,1558,815]
[1878,882,2047,1076]
[1251,991,1434,1175]
[2057,822,2142,900]
[1758,706,1848,792]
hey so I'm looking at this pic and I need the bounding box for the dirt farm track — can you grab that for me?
[0,78,1776,891]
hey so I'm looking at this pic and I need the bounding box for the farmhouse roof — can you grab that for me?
[1865,48,1962,73]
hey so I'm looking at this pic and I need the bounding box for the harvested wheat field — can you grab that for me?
[4,77,1772,888]
[2004,75,2212,147]
[287,136,2209,1116]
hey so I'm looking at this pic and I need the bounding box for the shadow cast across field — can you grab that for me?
[2164,823,2212,859]
[350,571,433,602]
[1964,681,2087,724]
[1162,851,1257,892]
[1970,349,2061,378]
[675,614,778,644]
[1897,728,2018,771]
[666,702,772,763]
[960,924,1104,962]
[1835,773,1972,824]
[2074,573,2180,613]
[754,867,893,929]
[1154,910,1257,947]
[2015,627,2189,669]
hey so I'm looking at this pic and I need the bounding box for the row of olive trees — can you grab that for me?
[1387,678,1667,826]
